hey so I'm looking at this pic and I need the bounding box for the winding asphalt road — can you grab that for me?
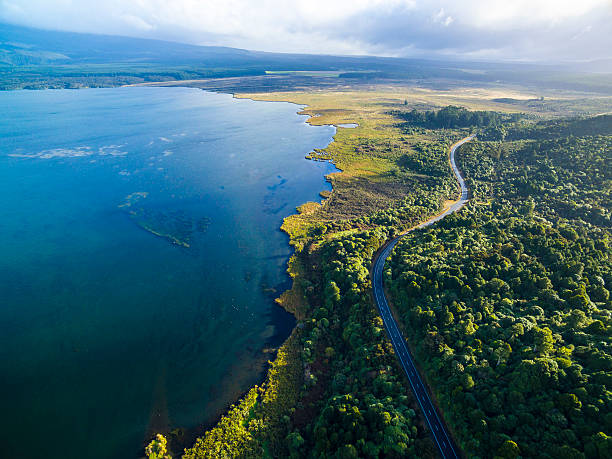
[371,135,474,459]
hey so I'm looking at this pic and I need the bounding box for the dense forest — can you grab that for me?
[394,106,523,130]
[478,114,612,142]
[387,119,611,457]
[147,107,611,458]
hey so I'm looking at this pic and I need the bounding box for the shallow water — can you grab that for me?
[0,87,337,458]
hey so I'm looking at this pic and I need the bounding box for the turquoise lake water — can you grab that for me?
[0,87,337,458]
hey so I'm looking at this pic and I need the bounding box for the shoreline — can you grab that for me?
[164,85,358,454]
[151,84,350,453]
[144,83,451,456]
[171,85,475,457]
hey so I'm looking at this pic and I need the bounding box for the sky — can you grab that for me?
[1,0,611,61]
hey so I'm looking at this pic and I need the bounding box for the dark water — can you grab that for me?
[0,87,336,458]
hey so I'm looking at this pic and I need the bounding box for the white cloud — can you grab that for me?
[0,0,610,60]
[456,0,608,28]
[123,14,154,31]
[433,8,453,26]
[571,25,593,41]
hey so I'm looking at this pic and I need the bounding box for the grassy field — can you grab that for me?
[235,85,612,242]
[239,90,456,244]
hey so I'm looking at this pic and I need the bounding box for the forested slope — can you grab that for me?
[387,117,612,457]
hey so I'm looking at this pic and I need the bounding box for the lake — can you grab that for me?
[0,87,336,458]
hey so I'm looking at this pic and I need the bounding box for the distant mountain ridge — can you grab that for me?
[0,22,267,67]
[1,22,611,93]
[0,22,559,71]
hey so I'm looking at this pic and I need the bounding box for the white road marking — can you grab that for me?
[370,136,472,459]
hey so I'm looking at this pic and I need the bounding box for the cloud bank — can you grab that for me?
[1,0,611,61]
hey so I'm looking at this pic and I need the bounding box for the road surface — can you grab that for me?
[371,135,474,459]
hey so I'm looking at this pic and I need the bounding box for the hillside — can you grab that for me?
[2,23,612,94]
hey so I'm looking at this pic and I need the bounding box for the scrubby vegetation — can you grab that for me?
[149,100,611,458]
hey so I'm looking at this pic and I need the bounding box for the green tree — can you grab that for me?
[325,281,341,308]
[145,434,171,459]
[496,439,520,459]
[533,326,554,356]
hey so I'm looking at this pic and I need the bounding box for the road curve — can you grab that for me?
[371,135,474,459]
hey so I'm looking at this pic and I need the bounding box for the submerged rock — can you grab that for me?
[119,192,211,248]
